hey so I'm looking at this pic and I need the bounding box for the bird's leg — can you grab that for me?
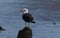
[0,31,2,36]
[25,22,26,27]
[0,31,1,36]
[28,22,30,27]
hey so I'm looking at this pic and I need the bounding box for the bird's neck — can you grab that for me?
[23,10,28,14]
[23,12,28,14]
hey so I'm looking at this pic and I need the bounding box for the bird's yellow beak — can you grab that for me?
[20,9,26,12]
[20,9,23,12]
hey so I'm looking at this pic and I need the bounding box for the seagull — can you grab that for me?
[20,8,36,26]
[0,26,5,33]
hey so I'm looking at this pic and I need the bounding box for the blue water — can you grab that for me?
[0,0,60,38]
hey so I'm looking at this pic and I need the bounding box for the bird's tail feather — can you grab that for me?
[31,20,36,23]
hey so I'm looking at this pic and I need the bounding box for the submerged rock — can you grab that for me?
[17,27,32,38]
[53,22,56,25]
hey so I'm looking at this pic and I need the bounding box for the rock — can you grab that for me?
[17,27,32,38]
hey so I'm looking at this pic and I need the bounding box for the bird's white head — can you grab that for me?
[20,8,28,14]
